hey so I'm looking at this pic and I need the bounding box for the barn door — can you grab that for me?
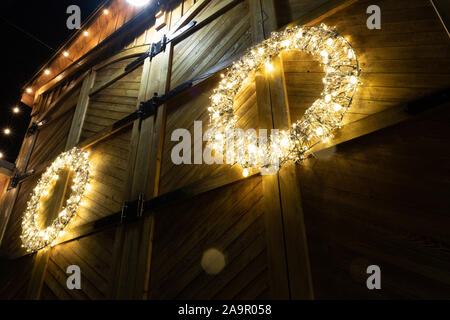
[125,0,314,300]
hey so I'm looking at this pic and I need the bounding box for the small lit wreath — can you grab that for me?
[208,24,360,176]
[21,148,90,252]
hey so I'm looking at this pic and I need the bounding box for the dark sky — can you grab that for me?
[0,0,105,164]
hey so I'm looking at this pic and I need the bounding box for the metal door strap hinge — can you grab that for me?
[121,193,145,224]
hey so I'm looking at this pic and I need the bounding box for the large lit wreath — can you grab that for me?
[207,24,360,176]
[21,148,90,252]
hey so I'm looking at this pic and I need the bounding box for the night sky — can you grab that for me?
[0,0,105,164]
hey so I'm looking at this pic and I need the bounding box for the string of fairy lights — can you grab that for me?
[0,0,151,162]
[207,24,361,177]
[21,148,91,252]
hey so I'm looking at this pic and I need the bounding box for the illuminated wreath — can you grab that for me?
[21,148,90,252]
[207,24,360,176]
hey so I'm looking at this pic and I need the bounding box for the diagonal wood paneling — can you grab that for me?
[0,175,40,258]
[283,0,450,128]
[80,58,143,141]
[27,105,77,171]
[69,128,132,229]
[149,175,270,300]
[41,229,115,300]
[0,254,35,299]
[170,0,252,89]
[160,75,259,194]
[297,104,450,299]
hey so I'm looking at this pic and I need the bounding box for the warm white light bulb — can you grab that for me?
[265,61,274,72]
[333,104,342,111]
[44,69,51,75]
[3,128,11,135]
[316,127,324,136]
[83,31,89,36]
[242,168,249,177]
[127,0,150,6]
[0,152,3,159]
[13,107,20,114]
[63,51,69,57]
[26,88,33,94]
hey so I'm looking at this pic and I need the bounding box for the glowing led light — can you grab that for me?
[21,148,90,253]
[265,61,274,72]
[316,127,324,136]
[207,25,360,176]
[63,51,69,57]
[44,69,51,75]
[3,128,11,135]
[333,104,343,111]
[281,40,291,47]
[127,0,150,6]
[83,31,89,36]
[103,9,109,15]
[0,152,3,159]
[13,106,20,114]
[242,168,249,177]
[26,88,33,94]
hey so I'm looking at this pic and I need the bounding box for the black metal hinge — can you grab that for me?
[8,170,35,190]
[112,80,193,130]
[26,119,48,136]
[125,20,197,72]
[120,193,145,224]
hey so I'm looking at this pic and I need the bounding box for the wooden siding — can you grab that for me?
[40,229,115,300]
[1,0,449,300]
[283,0,450,128]
[32,79,79,117]
[27,0,144,100]
[297,103,450,299]
[0,254,35,299]
[160,76,259,194]
[0,175,40,258]
[80,59,143,141]
[27,100,77,171]
[70,129,133,229]
[149,175,270,299]
[171,0,252,88]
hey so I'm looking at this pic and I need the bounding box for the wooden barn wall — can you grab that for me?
[29,0,143,97]
[0,175,40,258]
[0,0,448,300]
[0,254,35,299]
[284,0,450,128]
[170,0,252,88]
[297,103,450,299]
[80,60,143,141]
[70,129,133,229]
[40,229,115,300]
[153,0,450,300]
[27,91,79,170]
[149,176,270,299]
